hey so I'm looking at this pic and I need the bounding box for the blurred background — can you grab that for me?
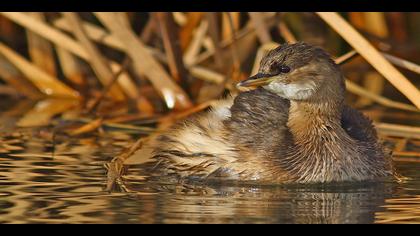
[0,12,419,156]
[0,12,420,224]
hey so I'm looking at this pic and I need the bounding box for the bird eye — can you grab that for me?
[269,63,291,75]
[280,65,290,73]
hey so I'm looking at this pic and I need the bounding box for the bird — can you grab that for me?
[130,42,397,184]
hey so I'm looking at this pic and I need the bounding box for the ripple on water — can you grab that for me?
[1,105,420,223]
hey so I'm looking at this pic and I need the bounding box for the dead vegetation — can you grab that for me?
[0,12,419,165]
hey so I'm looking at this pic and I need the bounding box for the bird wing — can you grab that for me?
[224,88,290,154]
[341,105,378,144]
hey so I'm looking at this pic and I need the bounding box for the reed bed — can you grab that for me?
[0,12,419,166]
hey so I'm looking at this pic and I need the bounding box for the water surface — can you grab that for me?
[1,99,420,224]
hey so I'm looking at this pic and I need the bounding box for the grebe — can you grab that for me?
[130,42,396,184]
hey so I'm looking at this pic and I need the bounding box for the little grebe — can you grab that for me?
[131,42,397,183]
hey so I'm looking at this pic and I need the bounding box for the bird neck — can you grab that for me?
[285,78,349,156]
[287,78,346,140]
[287,97,343,137]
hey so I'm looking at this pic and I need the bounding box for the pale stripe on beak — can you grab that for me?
[236,73,277,88]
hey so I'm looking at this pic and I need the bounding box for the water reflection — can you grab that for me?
[0,130,418,224]
[1,98,420,223]
[116,178,397,224]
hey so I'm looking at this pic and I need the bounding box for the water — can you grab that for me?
[1,100,420,224]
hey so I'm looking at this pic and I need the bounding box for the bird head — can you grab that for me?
[237,42,344,101]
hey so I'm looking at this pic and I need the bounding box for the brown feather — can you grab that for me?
[136,42,397,184]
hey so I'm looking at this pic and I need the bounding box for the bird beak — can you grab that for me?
[236,73,275,88]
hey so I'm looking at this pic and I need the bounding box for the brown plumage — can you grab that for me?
[130,42,397,184]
